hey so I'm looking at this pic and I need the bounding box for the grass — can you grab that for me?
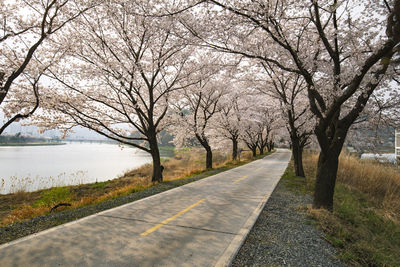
[0,147,273,227]
[282,152,400,266]
[33,187,73,208]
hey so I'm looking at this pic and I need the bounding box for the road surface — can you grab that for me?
[0,149,291,267]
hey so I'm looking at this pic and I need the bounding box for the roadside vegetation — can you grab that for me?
[0,148,271,227]
[283,152,400,266]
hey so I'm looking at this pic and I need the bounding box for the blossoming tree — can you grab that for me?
[186,0,400,210]
[0,0,92,134]
[170,61,227,169]
[38,1,197,182]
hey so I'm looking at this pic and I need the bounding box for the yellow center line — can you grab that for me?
[140,198,206,237]
[255,167,263,171]
[232,175,248,184]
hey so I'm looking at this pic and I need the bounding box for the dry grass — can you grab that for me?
[161,148,243,180]
[1,178,153,226]
[0,147,261,226]
[2,205,48,226]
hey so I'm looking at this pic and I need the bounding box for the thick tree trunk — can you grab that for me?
[252,147,257,157]
[291,137,305,177]
[313,150,340,210]
[206,146,213,169]
[313,117,347,210]
[232,138,238,161]
[149,137,163,183]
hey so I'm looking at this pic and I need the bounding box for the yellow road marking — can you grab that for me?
[255,167,263,171]
[232,175,248,184]
[140,198,206,236]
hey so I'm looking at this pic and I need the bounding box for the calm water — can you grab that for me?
[0,142,152,194]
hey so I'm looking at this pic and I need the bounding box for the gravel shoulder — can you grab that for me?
[232,175,347,267]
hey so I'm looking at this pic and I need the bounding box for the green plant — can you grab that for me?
[34,187,73,208]
[90,181,111,189]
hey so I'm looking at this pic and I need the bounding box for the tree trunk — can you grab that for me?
[149,136,163,183]
[206,146,213,169]
[267,141,274,152]
[232,138,238,161]
[291,137,305,177]
[312,109,349,210]
[252,147,257,157]
[259,145,264,155]
[312,150,340,210]
[196,134,213,169]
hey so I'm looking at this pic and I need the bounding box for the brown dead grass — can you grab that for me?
[0,147,259,226]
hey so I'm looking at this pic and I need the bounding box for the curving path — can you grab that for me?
[0,149,291,267]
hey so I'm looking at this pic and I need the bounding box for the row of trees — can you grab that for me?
[181,0,400,209]
[170,74,280,169]
[1,0,399,211]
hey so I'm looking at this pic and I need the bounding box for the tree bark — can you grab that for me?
[196,134,213,169]
[149,136,163,183]
[206,145,213,169]
[312,117,347,210]
[267,141,274,152]
[252,147,257,157]
[291,137,305,177]
[232,138,238,161]
[313,150,340,210]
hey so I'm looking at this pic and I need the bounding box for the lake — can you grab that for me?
[0,142,153,194]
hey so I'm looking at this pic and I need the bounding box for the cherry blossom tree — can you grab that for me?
[0,0,92,134]
[239,97,277,157]
[256,62,313,177]
[214,92,244,160]
[240,117,259,157]
[184,0,400,210]
[256,106,278,155]
[37,1,196,182]
[171,64,226,169]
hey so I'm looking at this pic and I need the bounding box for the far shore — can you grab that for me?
[0,142,66,147]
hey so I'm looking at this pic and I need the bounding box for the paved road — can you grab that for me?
[0,149,291,267]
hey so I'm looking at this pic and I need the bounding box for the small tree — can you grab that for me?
[242,124,259,157]
[255,105,279,155]
[240,103,262,157]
